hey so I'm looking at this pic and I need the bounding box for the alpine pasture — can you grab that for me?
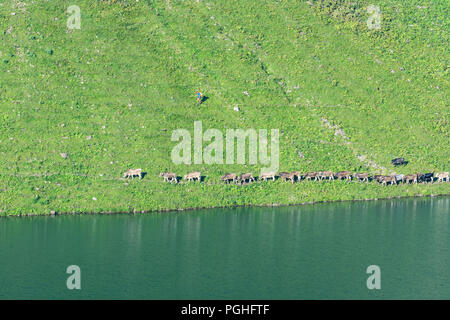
[0,0,448,215]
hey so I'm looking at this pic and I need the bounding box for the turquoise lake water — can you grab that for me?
[0,197,448,299]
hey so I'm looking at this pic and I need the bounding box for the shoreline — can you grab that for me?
[2,192,449,218]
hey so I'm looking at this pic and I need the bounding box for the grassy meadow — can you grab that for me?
[0,0,448,215]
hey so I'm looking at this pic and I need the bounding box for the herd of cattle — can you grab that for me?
[123,169,449,185]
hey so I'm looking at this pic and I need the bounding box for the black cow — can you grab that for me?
[391,158,408,166]
[418,172,434,183]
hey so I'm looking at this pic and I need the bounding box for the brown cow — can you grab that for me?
[160,172,177,183]
[319,171,335,180]
[184,171,201,182]
[353,173,369,182]
[238,173,255,184]
[335,171,351,181]
[278,172,295,184]
[402,174,418,184]
[123,168,142,179]
[221,173,237,184]
[382,175,397,186]
[303,172,319,181]
[436,172,449,182]
[373,175,384,183]
[292,171,302,181]
[260,172,276,181]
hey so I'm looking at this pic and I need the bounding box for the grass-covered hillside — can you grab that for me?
[0,0,448,215]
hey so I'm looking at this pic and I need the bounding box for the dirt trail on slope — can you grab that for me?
[321,117,388,174]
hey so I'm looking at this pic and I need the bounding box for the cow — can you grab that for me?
[335,171,351,181]
[319,171,335,180]
[292,171,302,181]
[435,172,449,182]
[402,174,418,184]
[373,175,384,183]
[221,173,237,184]
[278,172,295,184]
[184,171,201,182]
[353,173,369,182]
[418,172,434,183]
[238,173,255,184]
[160,172,178,183]
[303,172,319,181]
[382,175,397,186]
[259,172,276,181]
[391,158,407,166]
[123,168,142,179]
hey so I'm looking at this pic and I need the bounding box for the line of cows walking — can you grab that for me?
[123,169,449,185]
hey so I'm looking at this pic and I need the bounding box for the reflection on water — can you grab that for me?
[0,197,448,299]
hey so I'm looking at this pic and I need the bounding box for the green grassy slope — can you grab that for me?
[0,0,448,215]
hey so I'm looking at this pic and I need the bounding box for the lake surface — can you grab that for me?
[0,197,449,299]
